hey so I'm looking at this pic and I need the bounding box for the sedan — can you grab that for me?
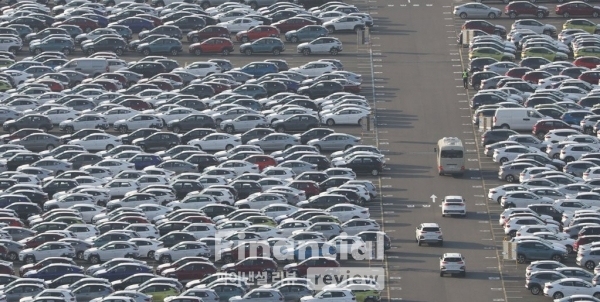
[320,107,370,126]
[308,133,361,152]
[454,2,502,19]
[187,133,241,151]
[248,133,300,151]
[219,114,268,134]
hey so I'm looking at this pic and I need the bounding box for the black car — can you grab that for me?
[6,202,41,221]
[230,180,262,199]
[134,132,180,152]
[185,154,219,172]
[319,177,352,191]
[125,62,166,78]
[174,99,207,111]
[272,114,320,133]
[119,128,160,145]
[140,25,183,39]
[166,115,216,133]
[129,34,168,51]
[83,37,128,56]
[1,128,43,144]
[0,17,46,33]
[42,179,78,198]
[469,57,498,73]
[481,129,519,145]
[179,84,215,98]
[200,204,236,219]
[172,180,204,199]
[111,274,156,291]
[297,128,334,144]
[7,153,41,171]
[3,115,53,133]
[46,274,86,289]
[298,154,331,170]
[157,230,195,246]
[528,204,563,222]
[300,194,349,209]
[335,155,384,176]
[262,80,288,97]
[167,16,205,33]
[60,129,105,144]
[68,153,103,169]
[179,128,216,145]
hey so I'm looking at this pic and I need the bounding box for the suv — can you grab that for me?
[136,37,183,56]
[505,1,550,19]
[285,25,328,43]
[239,37,285,56]
[3,115,53,133]
[415,223,443,246]
[0,36,22,55]
[441,196,467,217]
[82,37,128,56]
[526,270,567,295]
[516,240,568,263]
[439,253,466,277]
[133,132,180,152]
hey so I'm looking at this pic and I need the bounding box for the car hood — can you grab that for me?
[161,268,176,275]
[132,138,144,144]
[20,248,34,254]
[495,24,506,30]
[85,247,99,253]
[240,42,252,49]
[125,284,140,290]
[93,269,107,276]
[68,139,83,145]
[297,42,310,49]
[283,263,297,270]
[113,119,127,125]
[155,247,169,255]
[221,263,235,271]
[137,43,150,49]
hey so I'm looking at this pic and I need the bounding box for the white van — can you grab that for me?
[55,58,109,77]
[494,108,545,131]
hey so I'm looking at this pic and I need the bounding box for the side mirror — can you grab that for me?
[434,147,437,153]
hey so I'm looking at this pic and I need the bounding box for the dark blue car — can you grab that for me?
[292,242,337,261]
[278,79,300,92]
[561,110,592,125]
[237,62,279,78]
[92,263,152,281]
[23,263,84,280]
[128,154,162,170]
[115,17,154,34]
[82,14,109,28]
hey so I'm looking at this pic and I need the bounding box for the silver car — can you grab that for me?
[0,284,45,302]
[212,107,259,125]
[454,2,502,19]
[484,62,519,75]
[155,160,198,174]
[17,167,54,179]
[73,284,114,302]
[248,133,300,151]
[307,133,361,152]
[104,291,152,302]
[0,108,21,124]
[27,158,72,174]
[11,133,62,152]
[565,160,598,177]
[277,160,317,175]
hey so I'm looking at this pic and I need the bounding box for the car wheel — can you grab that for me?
[276,126,285,133]
[225,125,234,133]
[193,48,202,56]
[553,292,564,299]
[170,49,179,56]
[536,11,545,18]
[34,48,42,55]
[7,126,15,134]
[302,48,311,56]
[46,144,54,151]
[191,36,200,43]
[459,12,467,19]
[371,169,379,176]
[543,30,552,35]
[594,293,600,299]
[509,12,517,18]
[285,144,292,149]
[330,48,339,55]
[142,49,150,56]
[314,145,322,152]
[24,255,35,264]
[119,126,128,133]
[326,26,335,34]
[65,126,74,134]
[223,255,234,263]
[499,157,508,164]
[565,156,574,162]
[516,254,526,264]
[173,126,181,133]
[63,48,71,55]
[226,144,234,150]
[595,12,600,18]
[245,48,253,56]
[201,1,210,9]
[488,13,496,19]
[115,48,123,56]
[6,252,16,261]
[326,119,335,126]
[563,12,570,18]
[106,144,114,150]
[504,175,515,182]
[566,245,573,254]
[160,255,171,264]
[273,48,281,55]
[530,285,541,295]
[250,1,258,9]
[89,255,100,264]
[147,251,155,259]
[222,49,230,56]
[291,36,299,43]
[241,36,249,43]
[586,260,596,270]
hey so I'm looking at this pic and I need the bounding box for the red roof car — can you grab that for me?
[574,56,600,69]
[505,67,533,78]
[53,17,99,33]
[556,1,600,18]
[187,26,230,43]
[579,70,600,84]
[161,261,217,282]
[245,154,277,171]
[522,71,552,84]
[235,25,280,42]
[37,79,64,92]
[505,1,550,18]
[203,82,231,94]
[461,20,506,35]
[117,99,152,111]
[284,256,340,277]
[20,233,66,249]
[272,17,315,33]
[287,180,320,198]
[188,37,234,56]
[532,119,576,137]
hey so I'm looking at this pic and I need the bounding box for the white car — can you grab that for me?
[154,241,212,263]
[511,19,557,35]
[69,133,123,152]
[124,223,159,239]
[128,238,163,259]
[215,221,252,238]
[439,253,466,277]
[219,114,268,134]
[325,204,369,222]
[440,195,467,217]
[156,108,199,124]
[75,28,119,44]
[322,16,365,33]
[182,223,217,239]
[341,218,379,236]
[42,107,80,125]
[543,278,600,299]
[257,178,288,190]
[43,193,96,211]
[241,225,282,239]
[69,204,106,223]
[560,143,598,162]
[84,241,139,264]
[533,231,575,253]
[65,224,100,240]
[18,241,76,263]
[501,191,554,208]
[266,108,316,125]
[208,160,259,175]
[297,37,343,55]
[166,194,219,210]
[58,114,109,133]
[288,61,338,78]
[261,204,298,219]
[187,133,241,151]
[544,129,583,143]
[134,175,169,189]
[215,9,251,22]
[217,17,262,33]
[320,107,369,126]
[300,289,355,302]
[492,145,544,163]
[102,107,139,125]
[316,11,347,22]
[173,62,221,78]
[520,167,555,182]
[113,114,163,133]
[235,192,288,209]
[136,204,172,221]
[103,180,140,198]
[277,220,311,237]
[90,159,135,175]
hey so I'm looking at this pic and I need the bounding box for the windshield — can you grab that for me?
[440,150,463,158]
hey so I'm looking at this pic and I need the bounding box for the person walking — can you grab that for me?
[462,69,469,89]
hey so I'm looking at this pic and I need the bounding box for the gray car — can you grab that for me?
[73,284,114,302]
[12,133,62,152]
[506,134,546,150]
[60,238,92,260]
[28,158,72,174]
[277,160,317,175]
[0,108,21,124]
[17,167,54,179]
[115,70,143,87]
[566,161,599,177]
[525,270,566,295]
[555,267,595,282]
[484,62,519,75]
[1,228,33,243]
[248,133,300,151]
[0,284,45,302]
[155,160,198,174]
[59,70,88,88]
[557,184,594,196]
[307,133,361,152]
[277,284,313,302]
[454,3,502,19]
[212,108,259,125]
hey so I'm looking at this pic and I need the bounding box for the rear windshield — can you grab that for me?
[443,257,462,262]
[440,150,463,158]
[422,227,440,232]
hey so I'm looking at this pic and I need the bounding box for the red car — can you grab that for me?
[21,233,66,249]
[156,256,210,275]
[97,73,128,87]
[92,79,120,91]
[245,154,277,171]
[574,235,600,252]
[522,71,552,84]
[180,216,213,224]
[288,180,320,198]
[235,25,280,42]
[0,217,22,227]
[334,79,361,93]
[219,242,270,263]
[117,99,152,110]
[505,1,550,18]
[161,261,217,282]
[462,20,506,36]
[37,79,64,92]
[272,17,314,33]
[147,79,174,91]
[579,70,600,84]
[284,257,340,277]
[556,1,600,17]
[20,257,76,275]
[574,56,600,69]
[187,26,230,43]
[203,81,230,94]
[53,17,99,33]
[532,119,575,137]
[221,257,277,274]
[0,263,13,275]
[188,37,234,56]
[505,67,533,78]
